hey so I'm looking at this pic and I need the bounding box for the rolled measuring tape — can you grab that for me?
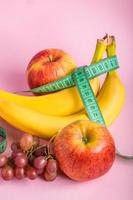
[20,56,133,159]
[0,127,7,153]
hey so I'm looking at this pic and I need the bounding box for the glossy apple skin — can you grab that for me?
[54,120,115,182]
[26,49,76,89]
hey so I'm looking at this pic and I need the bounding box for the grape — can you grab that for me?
[15,167,25,179]
[15,155,27,168]
[12,151,25,159]
[1,165,14,180]
[33,156,47,169]
[20,134,33,151]
[33,146,46,157]
[33,136,40,147]
[26,167,37,180]
[11,142,20,152]
[36,168,44,175]
[46,159,57,174]
[44,171,57,181]
[0,155,7,167]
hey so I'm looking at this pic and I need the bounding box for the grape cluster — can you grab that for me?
[0,134,58,181]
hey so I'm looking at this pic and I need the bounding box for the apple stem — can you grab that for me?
[45,50,52,63]
[82,136,89,144]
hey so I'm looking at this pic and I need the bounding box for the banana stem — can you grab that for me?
[106,35,118,76]
[107,35,133,160]
[91,37,107,64]
[106,36,116,57]
[89,35,109,96]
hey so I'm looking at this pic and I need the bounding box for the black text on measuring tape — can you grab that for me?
[72,67,106,126]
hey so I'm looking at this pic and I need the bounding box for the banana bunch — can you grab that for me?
[0,36,125,139]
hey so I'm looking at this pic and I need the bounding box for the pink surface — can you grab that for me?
[0,0,133,199]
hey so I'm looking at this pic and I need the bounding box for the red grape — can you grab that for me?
[12,150,25,159]
[33,156,47,169]
[15,155,27,168]
[46,159,57,174]
[11,142,20,152]
[0,155,7,167]
[44,171,57,181]
[33,136,40,147]
[20,134,33,151]
[26,167,37,180]
[15,167,25,179]
[1,165,14,180]
[12,151,25,159]
[36,168,44,175]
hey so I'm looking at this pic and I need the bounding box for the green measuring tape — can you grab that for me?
[0,127,7,153]
[72,67,105,125]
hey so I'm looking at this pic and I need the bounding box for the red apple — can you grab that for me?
[26,49,77,89]
[54,120,115,182]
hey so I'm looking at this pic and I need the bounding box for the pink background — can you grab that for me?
[0,0,133,199]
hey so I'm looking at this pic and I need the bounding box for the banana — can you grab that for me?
[0,99,87,138]
[0,79,98,116]
[97,36,126,125]
[98,72,125,125]
[0,39,107,117]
